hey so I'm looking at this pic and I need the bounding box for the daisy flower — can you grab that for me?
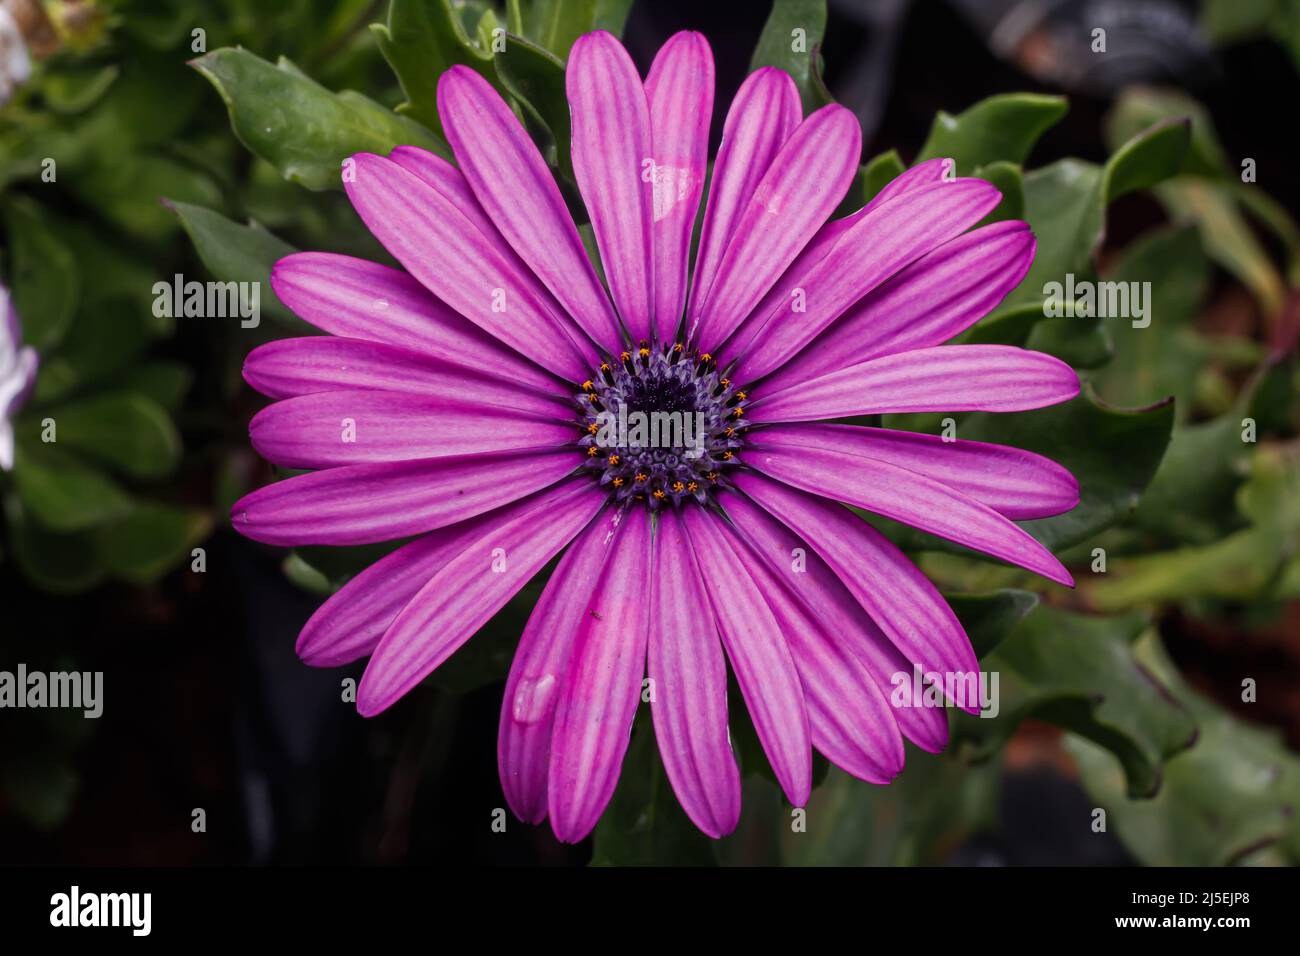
[0,283,39,472]
[232,31,1079,842]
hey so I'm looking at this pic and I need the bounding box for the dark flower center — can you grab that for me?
[576,343,749,508]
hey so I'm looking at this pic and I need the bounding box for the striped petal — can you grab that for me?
[243,337,572,410]
[344,152,598,380]
[230,448,579,547]
[729,179,1003,382]
[719,488,949,752]
[296,481,595,667]
[682,507,811,806]
[569,32,655,343]
[356,481,605,716]
[548,508,653,843]
[437,66,623,352]
[694,104,862,352]
[270,252,563,395]
[499,507,621,823]
[686,68,801,335]
[751,423,1079,520]
[645,31,714,340]
[649,508,741,837]
[734,471,981,714]
[747,441,1074,586]
[754,345,1080,422]
[249,390,575,468]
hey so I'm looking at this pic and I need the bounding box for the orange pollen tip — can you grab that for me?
[582,380,594,391]
[587,423,598,434]
[586,446,598,456]
[612,477,624,488]
[673,343,684,352]
[635,473,647,482]
[620,351,631,361]
[687,481,699,492]
[653,489,666,499]
[736,390,747,400]
[608,454,620,465]
[672,481,685,492]
[638,348,650,358]
[723,451,734,460]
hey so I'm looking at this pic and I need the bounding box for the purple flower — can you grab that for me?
[0,283,38,472]
[233,31,1079,842]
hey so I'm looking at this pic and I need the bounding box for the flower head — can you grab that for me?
[0,283,39,472]
[233,31,1079,842]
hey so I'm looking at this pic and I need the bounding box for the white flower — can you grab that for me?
[0,4,33,107]
[0,284,39,471]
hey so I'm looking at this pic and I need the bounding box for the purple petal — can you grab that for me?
[756,220,1034,392]
[720,488,949,752]
[649,508,741,837]
[694,104,862,351]
[747,440,1074,586]
[733,471,981,714]
[753,345,1080,422]
[249,390,574,468]
[297,481,596,667]
[725,157,953,356]
[344,152,599,380]
[728,179,1003,381]
[568,32,656,343]
[356,482,605,716]
[752,423,1079,520]
[242,336,572,409]
[726,525,906,783]
[270,252,563,395]
[437,66,623,352]
[548,508,653,843]
[230,448,580,547]
[686,68,801,330]
[499,507,622,824]
[681,507,811,806]
[645,31,714,341]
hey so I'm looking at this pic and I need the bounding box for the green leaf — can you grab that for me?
[68,153,223,242]
[191,47,446,191]
[2,196,81,351]
[523,0,634,61]
[4,496,105,593]
[1069,632,1300,865]
[31,298,156,405]
[947,589,1039,658]
[90,501,213,585]
[916,94,1067,174]
[970,160,1024,226]
[167,200,306,332]
[11,440,133,533]
[954,606,1197,798]
[44,392,181,481]
[750,0,831,115]
[118,361,194,412]
[860,149,905,203]
[494,32,573,179]
[374,0,500,136]
[590,710,718,865]
[959,389,1175,553]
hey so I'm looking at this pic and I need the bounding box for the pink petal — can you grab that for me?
[686,68,801,332]
[757,219,1033,392]
[681,507,811,806]
[499,507,622,824]
[753,345,1080,422]
[724,521,906,782]
[230,448,580,547]
[356,482,606,716]
[728,179,1003,382]
[733,471,981,715]
[548,508,653,843]
[249,390,574,468]
[725,157,952,358]
[747,440,1074,586]
[649,508,741,837]
[437,66,623,353]
[645,31,714,341]
[694,104,862,352]
[719,488,949,752]
[296,481,596,667]
[344,152,598,381]
[568,32,655,344]
[270,253,563,395]
[752,423,1078,520]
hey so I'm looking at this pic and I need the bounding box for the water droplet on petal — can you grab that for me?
[512,673,557,725]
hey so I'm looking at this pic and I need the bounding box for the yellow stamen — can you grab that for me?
[612,477,624,488]
[608,454,620,465]
[635,472,648,483]
[672,481,684,493]
[653,489,666,499]
[587,446,598,457]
